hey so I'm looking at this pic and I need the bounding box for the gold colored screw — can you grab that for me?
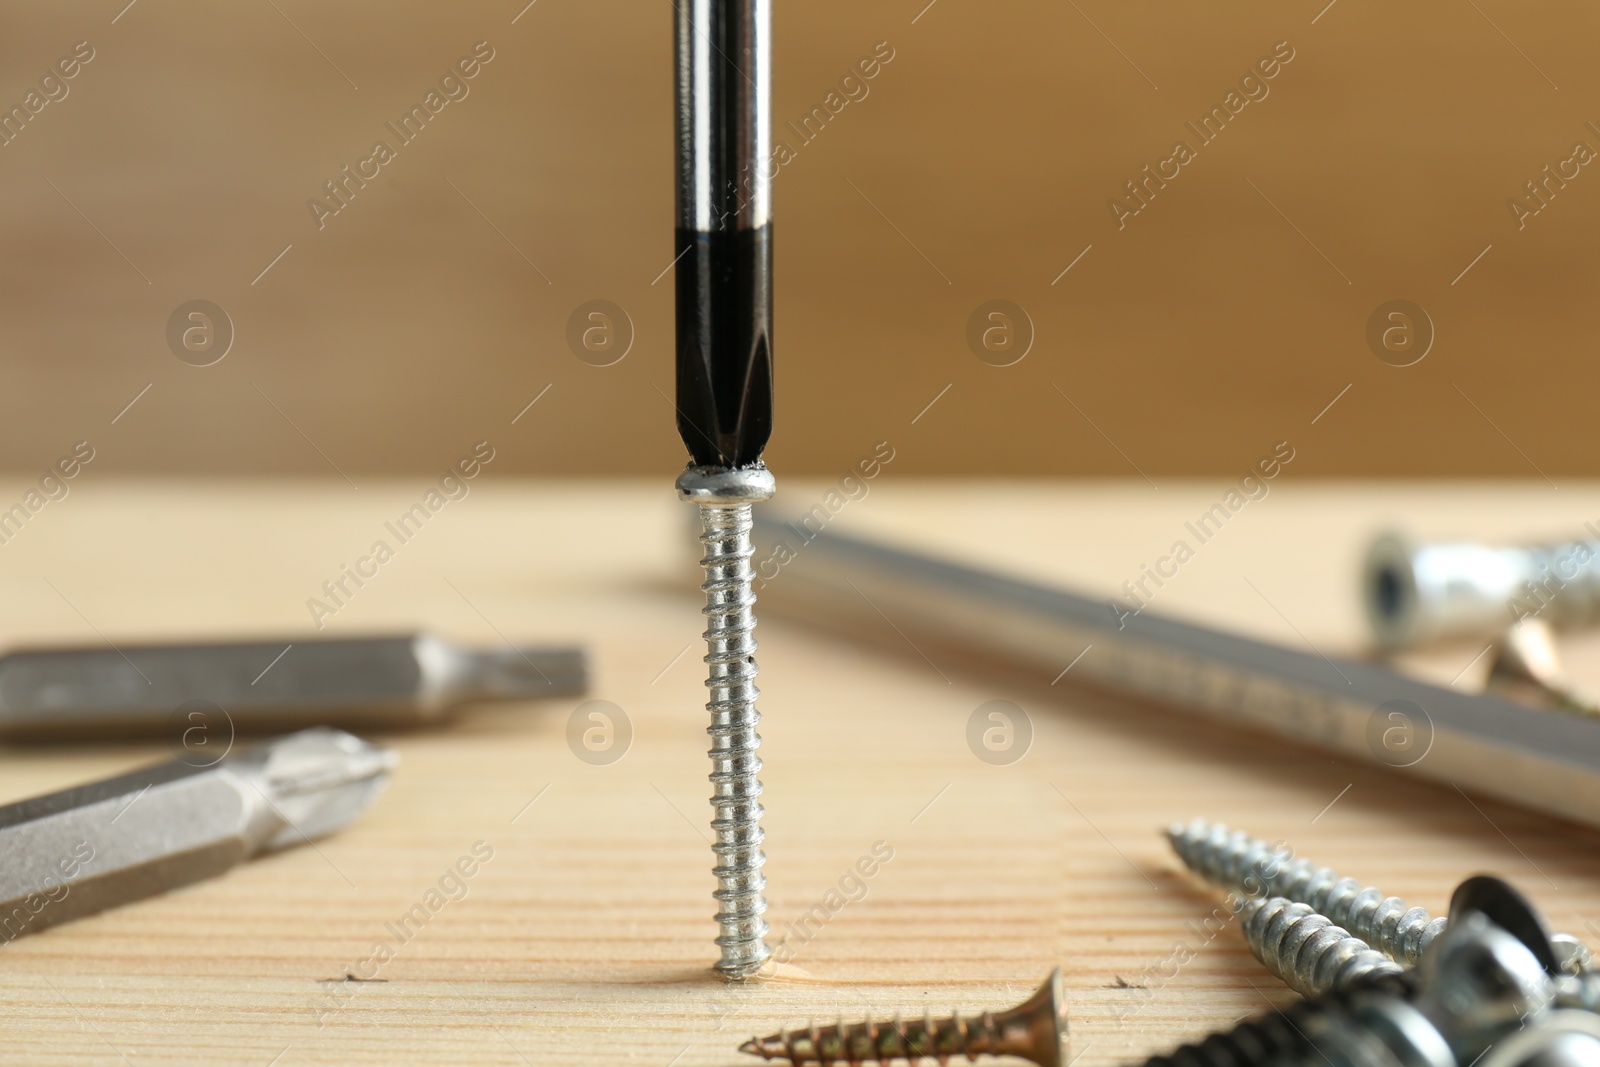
[739,968,1067,1067]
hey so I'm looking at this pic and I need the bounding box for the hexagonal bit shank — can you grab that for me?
[0,633,585,739]
[0,727,394,941]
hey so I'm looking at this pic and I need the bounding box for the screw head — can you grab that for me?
[996,967,1068,1067]
[676,465,775,505]
[1449,875,1559,974]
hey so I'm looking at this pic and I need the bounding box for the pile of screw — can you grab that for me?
[728,817,1600,1067]
[1154,817,1600,1067]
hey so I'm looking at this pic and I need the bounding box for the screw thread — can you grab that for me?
[1140,974,1413,1067]
[741,970,1065,1067]
[1168,818,1446,965]
[742,1011,1007,1066]
[1140,1004,1326,1067]
[697,502,772,979]
[1242,897,1403,996]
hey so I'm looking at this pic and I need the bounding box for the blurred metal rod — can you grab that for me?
[754,518,1600,831]
[1364,530,1600,649]
[0,633,586,740]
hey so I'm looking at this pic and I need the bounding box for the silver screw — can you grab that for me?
[1168,818,1446,966]
[1141,876,1563,1067]
[679,466,776,980]
[1241,897,1403,996]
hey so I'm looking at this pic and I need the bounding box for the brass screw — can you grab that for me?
[739,968,1067,1067]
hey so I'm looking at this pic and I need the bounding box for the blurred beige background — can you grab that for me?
[1,0,1595,479]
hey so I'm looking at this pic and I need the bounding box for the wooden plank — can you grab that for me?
[0,481,1595,1066]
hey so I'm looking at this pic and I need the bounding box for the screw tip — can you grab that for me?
[715,954,773,982]
[738,1038,766,1059]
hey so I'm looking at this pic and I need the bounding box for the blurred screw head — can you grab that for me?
[566,300,633,367]
[675,465,775,505]
[967,299,1034,367]
[166,699,235,768]
[166,299,234,366]
[1549,934,1593,976]
[567,699,632,765]
[1366,299,1433,367]
[967,699,1033,765]
[999,967,1069,1067]
[1478,1013,1600,1067]
[1366,698,1434,768]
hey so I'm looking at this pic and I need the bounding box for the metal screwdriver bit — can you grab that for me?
[674,0,773,469]
[675,0,778,979]
[0,632,585,739]
[0,727,393,941]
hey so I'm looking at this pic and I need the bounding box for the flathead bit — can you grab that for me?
[0,633,585,739]
[741,969,1068,1067]
[0,727,393,941]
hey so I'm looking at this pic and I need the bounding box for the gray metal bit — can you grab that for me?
[0,633,585,739]
[0,727,394,941]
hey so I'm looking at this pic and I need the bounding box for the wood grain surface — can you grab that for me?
[0,479,1597,1066]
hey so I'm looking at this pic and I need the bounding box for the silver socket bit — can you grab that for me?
[0,727,394,942]
[0,633,585,739]
[1364,530,1600,649]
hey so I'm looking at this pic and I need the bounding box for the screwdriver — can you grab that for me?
[0,633,585,740]
[673,0,776,979]
[0,727,393,942]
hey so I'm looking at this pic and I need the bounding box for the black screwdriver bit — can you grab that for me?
[674,0,773,470]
